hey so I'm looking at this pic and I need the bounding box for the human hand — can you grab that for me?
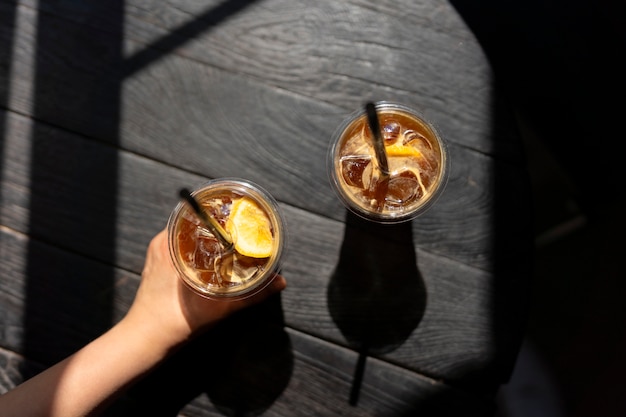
[0,229,285,417]
[123,229,286,351]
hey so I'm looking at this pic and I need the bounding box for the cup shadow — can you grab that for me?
[327,210,427,403]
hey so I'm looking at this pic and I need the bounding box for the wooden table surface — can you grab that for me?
[0,0,533,415]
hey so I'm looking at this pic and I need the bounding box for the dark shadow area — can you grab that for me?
[13,0,265,362]
[105,293,292,417]
[515,200,626,417]
[23,0,124,364]
[15,0,281,414]
[397,387,496,417]
[20,236,125,362]
[449,0,626,219]
[449,1,626,416]
[0,1,16,171]
[475,90,533,397]
[327,211,426,405]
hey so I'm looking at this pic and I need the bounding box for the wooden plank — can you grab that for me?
[20,0,527,160]
[283,211,527,388]
[0,226,138,364]
[0,225,495,415]
[0,110,528,388]
[0,4,533,272]
[0,326,494,417]
[0,346,46,395]
[170,329,494,417]
[0,0,532,402]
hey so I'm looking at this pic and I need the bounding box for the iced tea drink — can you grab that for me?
[328,102,448,222]
[167,179,285,300]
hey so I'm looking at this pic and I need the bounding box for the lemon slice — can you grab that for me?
[385,143,422,158]
[225,197,273,258]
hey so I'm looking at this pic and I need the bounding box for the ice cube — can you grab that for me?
[192,229,221,271]
[402,130,431,150]
[386,170,421,206]
[382,121,401,144]
[341,156,371,188]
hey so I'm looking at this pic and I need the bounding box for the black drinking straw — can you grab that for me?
[179,188,233,250]
[365,102,390,178]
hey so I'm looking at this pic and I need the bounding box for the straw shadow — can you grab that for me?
[106,293,293,417]
[327,211,426,404]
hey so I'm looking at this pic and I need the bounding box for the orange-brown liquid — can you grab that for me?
[176,192,270,289]
[337,109,443,216]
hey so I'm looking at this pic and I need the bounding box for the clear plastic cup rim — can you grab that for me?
[327,101,449,223]
[167,178,286,301]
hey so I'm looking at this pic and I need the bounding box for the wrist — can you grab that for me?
[117,304,192,361]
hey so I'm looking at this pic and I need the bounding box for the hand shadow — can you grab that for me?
[327,210,427,404]
[205,294,293,417]
[105,293,293,417]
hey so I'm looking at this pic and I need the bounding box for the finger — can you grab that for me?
[230,274,286,311]
[268,274,287,292]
